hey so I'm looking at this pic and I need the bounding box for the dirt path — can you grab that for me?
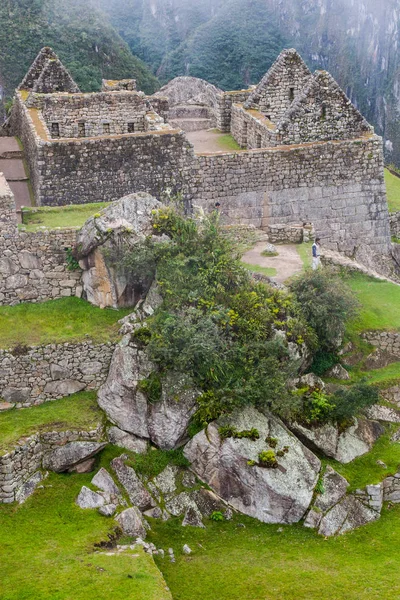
[186,129,236,153]
[242,242,304,283]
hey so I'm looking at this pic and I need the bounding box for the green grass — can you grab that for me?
[241,262,277,277]
[215,133,242,152]
[126,448,190,479]
[346,273,400,333]
[323,426,400,492]
[0,392,103,454]
[21,202,109,231]
[0,297,131,348]
[149,506,400,600]
[296,241,313,269]
[0,451,171,600]
[384,168,400,213]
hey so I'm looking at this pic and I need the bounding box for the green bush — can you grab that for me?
[258,450,278,468]
[330,384,379,423]
[289,269,359,352]
[218,426,260,440]
[137,372,162,404]
[210,511,225,522]
[310,350,339,376]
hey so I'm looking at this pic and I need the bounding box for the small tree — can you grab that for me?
[289,269,359,351]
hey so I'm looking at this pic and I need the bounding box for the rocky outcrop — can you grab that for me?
[76,486,106,509]
[184,406,321,524]
[290,417,384,464]
[42,441,106,473]
[116,507,148,538]
[107,426,148,454]
[75,193,162,308]
[111,457,155,510]
[317,495,380,537]
[98,337,200,450]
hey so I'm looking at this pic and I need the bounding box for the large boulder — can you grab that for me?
[75,192,162,308]
[98,338,200,449]
[111,456,155,511]
[116,507,148,538]
[184,406,321,524]
[290,417,384,464]
[318,495,380,537]
[42,441,106,473]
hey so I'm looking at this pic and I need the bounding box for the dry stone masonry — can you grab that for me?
[5,47,392,265]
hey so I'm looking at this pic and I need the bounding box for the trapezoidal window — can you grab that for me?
[51,122,60,138]
[256,134,262,148]
[127,122,135,133]
[78,122,86,137]
[289,87,295,102]
[320,104,327,120]
[103,123,110,135]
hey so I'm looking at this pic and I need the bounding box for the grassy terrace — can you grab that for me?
[0,297,131,348]
[241,261,277,278]
[0,392,102,454]
[21,202,108,231]
[0,449,171,600]
[384,168,400,213]
[149,507,400,600]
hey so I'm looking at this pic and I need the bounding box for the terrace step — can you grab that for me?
[170,117,213,133]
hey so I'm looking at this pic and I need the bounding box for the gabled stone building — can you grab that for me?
[6,47,391,261]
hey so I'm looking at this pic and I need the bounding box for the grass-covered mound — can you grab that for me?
[0,392,102,454]
[0,297,131,348]
[346,273,400,332]
[21,203,108,231]
[0,448,172,600]
[148,506,400,600]
[385,168,400,213]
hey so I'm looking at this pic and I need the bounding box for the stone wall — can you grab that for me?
[39,92,149,138]
[0,175,82,304]
[362,331,400,357]
[0,341,115,407]
[390,211,400,238]
[231,103,277,149]
[0,427,102,504]
[216,90,253,133]
[267,223,305,244]
[193,136,391,255]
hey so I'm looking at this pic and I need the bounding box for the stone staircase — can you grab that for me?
[0,137,32,214]
[169,104,213,132]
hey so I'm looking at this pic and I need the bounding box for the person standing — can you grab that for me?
[312,238,321,270]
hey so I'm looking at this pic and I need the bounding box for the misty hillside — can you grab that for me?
[0,0,158,98]
[93,0,400,166]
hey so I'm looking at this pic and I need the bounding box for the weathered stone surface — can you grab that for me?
[43,379,86,397]
[314,466,349,512]
[0,401,15,411]
[164,492,198,517]
[76,486,105,509]
[2,388,30,403]
[15,471,44,504]
[19,250,42,270]
[383,472,400,503]
[68,457,96,473]
[184,406,320,524]
[49,363,71,380]
[366,405,400,423]
[116,507,147,538]
[111,457,154,511]
[91,468,121,500]
[141,281,163,317]
[303,507,323,529]
[297,373,325,390]
[99,504,117,517]
[107,426,148,454]
[152,465,179,496]
[326,364,350,380]
[182,505,205,528]
[76,193,162,309]
[97,341,153,438]
[291,418,383,464]
[43,441,106,473]
[318,495,379,537]
[191,488,228,517]
[148,372,200,450]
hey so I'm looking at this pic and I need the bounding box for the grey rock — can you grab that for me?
[184,406,320,524]
[182,471,197,488]
[68,457,96,473]
[326,364,350,380]
[43,379,86,397]
[91,467,121,500]
[297,373,325,390]
[49,363,71,381]
[366,405,400,423]
[152,465,179,496]
[314,466,349,512]
[76,486,105,509]
[2,387,30,403]
[141,281,163,316]
[318,495,380,536]
[15,471,44,504]
[377,459,387,468]
[43,441,106,473]
[107,426,148,454]
[111,456,154,510]
[99,504,117,517]
[19,250,42,270]
[116,507,147,538]
[165,492,198,517]
[182,506,205,528]
[191,488,227,517]
[182,544,192,554]
[303,507,323,529]
[143,507,170,520]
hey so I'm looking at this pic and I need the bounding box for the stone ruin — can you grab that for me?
[4,46,392,266]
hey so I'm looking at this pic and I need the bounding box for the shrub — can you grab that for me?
[304,390,335,424]
[310,350,339,376]
[289,269,359,352]
[137,371,162,404]
[132,326,152,346]
[210,511,225,522]
[258,450,278,468]
[265,436,278,448]
[219,426,260,440]
[330,383,379,423]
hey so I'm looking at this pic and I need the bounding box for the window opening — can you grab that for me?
[127,122,135,133]
[289,87,295,102]
[51,122,60,137]
[256,134,262,148]
[103,123,110,135]
[78,122,86,137]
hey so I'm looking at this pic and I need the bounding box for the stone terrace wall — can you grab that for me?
[0,427,102,503]
[390,212,400,238]
[0,341,115,408]
[40,92,149,138]
[193,136,391,256]
[38,131,195,206]
[231,104,276,148]
[0,175,82,304]
[362,331,400,357]
[216,90,253,133]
